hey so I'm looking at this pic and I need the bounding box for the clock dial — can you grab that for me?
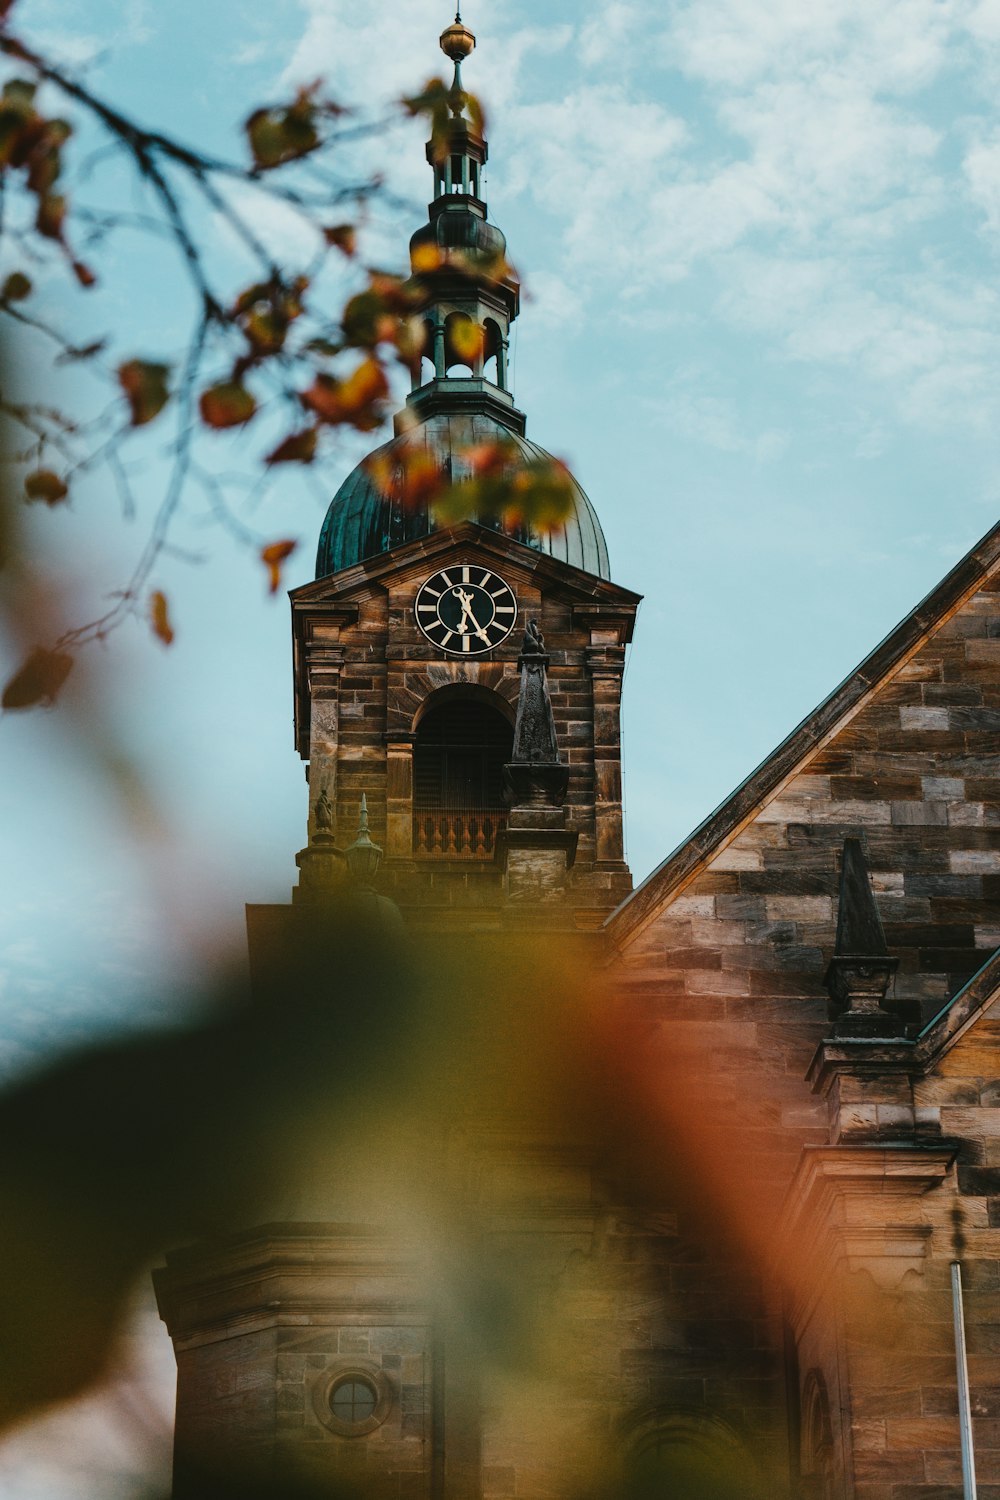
[414,566,518,656]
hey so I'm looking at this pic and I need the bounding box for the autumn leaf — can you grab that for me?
[1,271,31,300]
[149,590,174,646]
[410,243,444,275]
[447,314,484,365]
[261,539,297,595]
[323,223,356,257]
[246,86,321,170]
[402,78,453,166]
[118,360,171,427]
[266,428,317,465]
[24,469,68,505]
[300,356,388,430]
[71,259,96,288]
[35,192,65,241]
[367,448,441,510]
[341,275,419,349]
[431,444,575,534]
[232,278,307,356]
[200,381,257,429]
[2,648,73,710]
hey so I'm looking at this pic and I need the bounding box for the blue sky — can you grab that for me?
[2,1,1000,1483]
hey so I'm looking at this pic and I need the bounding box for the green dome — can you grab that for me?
[316,412,610,580]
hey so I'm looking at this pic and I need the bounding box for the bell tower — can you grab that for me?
[286,12,640,932]
[155,16,641,1499]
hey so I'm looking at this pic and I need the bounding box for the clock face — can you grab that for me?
[414,565,518,655]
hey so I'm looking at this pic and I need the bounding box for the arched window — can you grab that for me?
[801,1371,836,1500]
[483,318,504,388]
[413,695,512,858]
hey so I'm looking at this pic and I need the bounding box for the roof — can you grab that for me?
[315,411,611,581]
[606,519,1000,949]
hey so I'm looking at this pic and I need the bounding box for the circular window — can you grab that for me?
[313,1364,393,1438]
[330,1377,377,1425]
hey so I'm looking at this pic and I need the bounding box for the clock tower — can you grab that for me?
[155,16,640,1499]
[276,11,640,934]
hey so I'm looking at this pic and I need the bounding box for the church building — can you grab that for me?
[155,16,1000,1499]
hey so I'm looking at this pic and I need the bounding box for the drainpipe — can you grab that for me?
[951,1261,978,1499]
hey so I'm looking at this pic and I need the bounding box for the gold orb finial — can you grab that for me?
[440,15,475,63]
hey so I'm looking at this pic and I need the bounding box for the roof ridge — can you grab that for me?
[606,518,1000,948]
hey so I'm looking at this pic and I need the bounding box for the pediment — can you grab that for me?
[290,522,641,614]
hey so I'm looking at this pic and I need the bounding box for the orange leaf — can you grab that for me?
[149,590,174,646]
[118,359,171,427]
[71,259,96,288]
[367,449,441,510]
[261,539,297,595]
[35,192,65,241]
[448,315,484,364]
[200,381,257,429]
[266,428,317,465]
[300,357,388,430]
[323,223,356,257]
[24,468,67,505]
[410,243,444,275]
[2,647,73,710]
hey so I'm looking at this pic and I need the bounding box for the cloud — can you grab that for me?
[579,2,638,67]
[964,130,1000,231]
[646,376,790,461]
[271,1,1000,436]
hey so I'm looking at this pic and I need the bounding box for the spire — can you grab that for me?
[346,794,383,888]
[824,838,903,1037]
[502,621,569,808]
[398,10,524,436]
[834,837,890,957]
[440,8,476,113]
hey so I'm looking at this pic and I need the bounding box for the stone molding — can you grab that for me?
[778,1145,956,1324]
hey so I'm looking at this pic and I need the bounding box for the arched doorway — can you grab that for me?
[622,1409,765,1500]
[412,694,513,858]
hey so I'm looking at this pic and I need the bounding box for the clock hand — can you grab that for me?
[453,588,490,644]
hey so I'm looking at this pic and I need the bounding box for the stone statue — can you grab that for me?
[314,785,334,838]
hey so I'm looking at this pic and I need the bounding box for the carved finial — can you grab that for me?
[346,793,383,887]
[440,12,475,61]
[824,838,902,1037]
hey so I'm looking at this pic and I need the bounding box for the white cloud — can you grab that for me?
[964,130,1000,230]
[270,0,1000,435]
[579,2,637,67]
[646,377,789,461]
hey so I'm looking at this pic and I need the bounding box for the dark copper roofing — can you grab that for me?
[315,411,610,580]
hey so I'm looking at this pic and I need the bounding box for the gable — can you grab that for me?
[609,519,1000,977]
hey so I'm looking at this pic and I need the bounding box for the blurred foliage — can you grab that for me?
[0,0,575,710]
